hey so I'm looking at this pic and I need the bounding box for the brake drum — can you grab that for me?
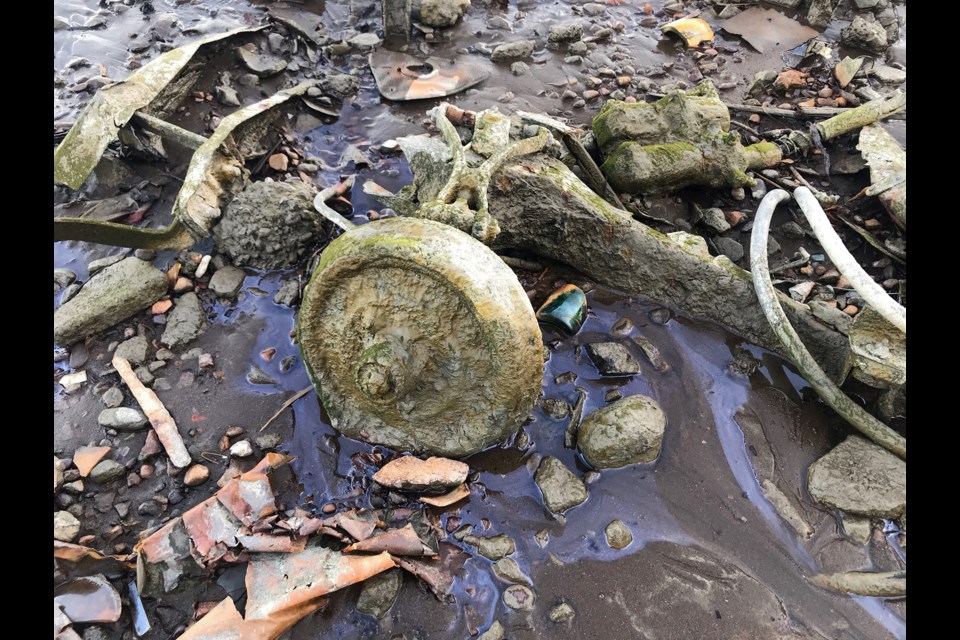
[297,217,544,458]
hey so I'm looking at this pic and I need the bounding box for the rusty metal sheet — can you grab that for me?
[182,496,242,563]
[237,534,308,554]
[394,541,469,601]
[73,446,112,478]
[53,575,122,624]
[54,541,135,577]
[369,50,490,101]
[53,27,261,190]
[344,523,436,556]
[216,453,292,526]
[136,518,202,594]
[719,7,818,54]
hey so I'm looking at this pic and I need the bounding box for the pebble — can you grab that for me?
[502,585,536,610]
[230,440,254,458]
[605,519,634,549]
[89,459,127,484]
[184,464,210,486]
[549,602,576,623]
[137,500,160,517]
[54,511,81,542]
[98,407,148,431]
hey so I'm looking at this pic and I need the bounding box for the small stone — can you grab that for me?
[585,342,639,376]
[98,407,149,431]
[842,304,859,316]
[568,40,588,56]
[209,266,245,299]
[88,254,125,276]
[502,584,536,610]
[89,460,127,484]
[493,557,530,585]
[841,16,888,53]
[54,269,77,290]
[714,237,744,262]
[101,387,123,408]
[184,464,210,486]
[478,621,505,640]
[604,519,633,549]
[535,457,587,513]
[54,511,81,542]
[701,207,730,233]
[463,534,516,560]
[842,515,873,545]
[510,61,529,76]
[549,22,583,43]
[349,32,381,50]
[229,440,254,458]
[578,395,665,468]
[583,2,606,16]
[549,602,576,623]
[214,85,241,107]
[491,40,535,62]
[161,292,205,348]
[268,153,289,172]
[138,500,160,517]
[357,568,402,618]
[582,89,600,101]
[807,436,905,518]
[274,280,300,306]
[114,336,150,366]
[246,366,277,385]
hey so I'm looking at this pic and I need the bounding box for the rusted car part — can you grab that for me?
[369,50,491,101]
[592,81,782,193]
[750,189,905,459]
[297,204,544,457]
[54,80,317,250]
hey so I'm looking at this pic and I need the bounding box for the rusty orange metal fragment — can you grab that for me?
[394,541,469,602]
[237,534,307,554]
[54,541,135,576]
[73,446,112,478]
[344,524,436,557]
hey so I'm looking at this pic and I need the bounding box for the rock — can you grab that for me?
[209,266,245,299]
[212,180,319,270]
[54,510,81,542]
[229,440,254,458]
[842,514,872,545]
[510,61,529,75]
[807,436,905,518]
[356,568,402,618]
[851,0,880,9]
[871,65,906,85]
[114,336,150,366]
[701,207,730,233]
[54,457,66,492]
[569,40,588,56]
[246,366,276,385]
[183,464,210,486]
[268,153,288,172]
[138,500,160,517]
[54,258,167,346]
[604,519,633,549]
[491,40,535,62]
[89,459,127,484]
[535,456,587,513]
[549,602,576,623]
[160,292,205,348]
[841,16,888,53]
[583,3,606,16]
[88,254,125,276]
[502,584,535,610]
[274,280,300,306]
[54,16,70,30]
[493,557,530,585]
[373,456,469,491]
[98,407,149,431]
[214,85,241,107]
[237,73,260,87]
[463,534,515,560]
[487,16,511,30]
[419,0,470,28]
[320,72,360,99]
[549,22,583,43]
[478,621,505,640]
[540,397,570,420]
[577,395,665,469]
[237,47,287,77]
[350,32,381,50]
[54,269,77,290]
[714,237,744,262]
[585,342,639,376]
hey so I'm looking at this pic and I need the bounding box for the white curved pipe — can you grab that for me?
[793,187,906,333]
[750,190,906,459]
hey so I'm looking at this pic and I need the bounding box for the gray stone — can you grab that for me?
[604,519,634,549]
[54,269,76,290]
[549,22,583,43]
[779,221,806,239]
[842,514,872,545]
[807,436,905,518]
[540,397,569,420]
[871,65,906,85]
[502,584,535,610]
[246,366,277,385]
[419,0,470,28]
[488,16,512,31]
[274,280,301,306]
[510,61,529,76]
[701,207,730,233]
[568,40,588,56]
[62,480,84,495]
[578,395,665,468]
[549,602,576,623]
[320,72,360,99]
[135,366,155,386]
[493,557,530,585]
[535,456,587,513]
[209,266,246,299]
[213,180,319,270]
[350,33,381,50]
[851,0,880,8]
[98,407,149,431]
[463,534,515,560]
[161,292,205,348]
[585,342,639,376]
[214,85,241,107]
[88,254,125,276]
[54,510,81,542]
[714,237,744,262]
[841,16,888,53]
[89,460,127,484]
[237,47,287,77]
[356,568,402,618]
[230,440,254,458]
[491,40,535,62]
[478,621,505,640]
[54,258,167,346]
[61,283,82,304]
[114,336,150,366]
[267,33,285,53]
[583,3,606,16]
[237,73,260,87]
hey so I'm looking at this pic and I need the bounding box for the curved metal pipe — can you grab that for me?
[750,189,905,459]
[793,186,905,333]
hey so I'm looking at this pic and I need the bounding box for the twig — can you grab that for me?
[259,386,315,432]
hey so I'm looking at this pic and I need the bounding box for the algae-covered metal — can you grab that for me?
[297,217,544,458]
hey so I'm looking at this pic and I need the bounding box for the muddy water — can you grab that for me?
[54,1,905,638]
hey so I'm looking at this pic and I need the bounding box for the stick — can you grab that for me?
[259,386,315,432]
[112,355,192,467]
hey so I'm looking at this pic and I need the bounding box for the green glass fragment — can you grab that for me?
[536,285,587,334]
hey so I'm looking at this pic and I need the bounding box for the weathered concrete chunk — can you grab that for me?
[54,258,167,345]
[585,342,639,376]
[98,407,149,431]
[114,336,150,366]
[491,40,535,62]
[161,292,205,348]
[54,510,81,542]
[419,0,470,28]
[535,456,587,513]
[209,266,246,299]
[578,394,666,468]
[841,16,888,53]
[807,436,906,518]
[549,22,583,43]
